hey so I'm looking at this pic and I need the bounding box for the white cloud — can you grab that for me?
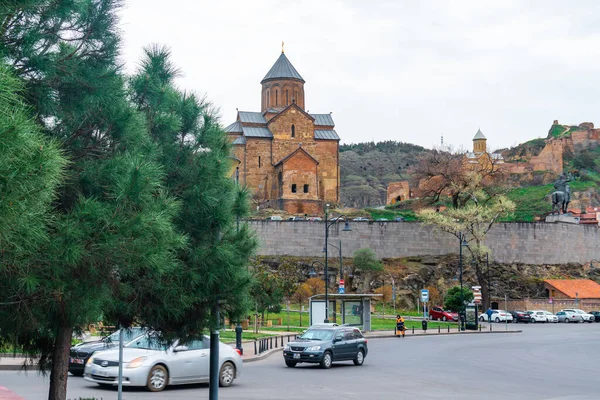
[117,0,600,150]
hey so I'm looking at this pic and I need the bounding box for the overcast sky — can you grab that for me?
[117,0,600,150]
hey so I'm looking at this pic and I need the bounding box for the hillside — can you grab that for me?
[339,141,431,208]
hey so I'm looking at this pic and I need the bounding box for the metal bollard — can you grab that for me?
[479,325,482,332]
[412,327,414,334]
[447,325,450,333]
[490,324,492,331]
[254,340,257,355]
[438,326,440,333]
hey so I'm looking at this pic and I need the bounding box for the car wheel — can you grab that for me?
[442,316,447,322]
[531,318,535,323]
[69,370,84,377]
[320,351,333,369]
[479,316,485,322]
[285,360,297,368]
[219,362,235,387]
[146,364,168,392]
[565,318,570,323]
[495,317,500,323]
[353,349,365,366]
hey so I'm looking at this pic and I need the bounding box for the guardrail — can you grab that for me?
[253,333,298,355]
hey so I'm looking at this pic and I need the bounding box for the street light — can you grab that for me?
[323,240,344,291]
[323,204,352,323]
[458,232,468,332]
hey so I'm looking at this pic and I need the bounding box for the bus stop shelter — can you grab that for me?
[309,294,382,331]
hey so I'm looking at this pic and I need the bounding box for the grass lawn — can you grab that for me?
[219,330,275,341]
[244,308,458,333]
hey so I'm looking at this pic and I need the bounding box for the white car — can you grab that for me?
[84,333,242,392]
[541,310,558,323]
[479,310,513,323]
[562,308,595,323]
[528,310,559,323]
[528,310,552,323]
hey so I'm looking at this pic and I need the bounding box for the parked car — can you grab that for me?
[84,333,242,392]
[69,327,147,377]
[510,311,531,323]
[528,310,550,323]
[556,310,583,323]
[479,310,513,323]
[562,309,595,323]
[307,217,322,221]
[287,216,305,221]
[429,306,459,322]
[352,217,370,221]
[283,325,368,369]
[541,310,558,323]
[265,216,283,221]
[393,216,404,222]
[589,311,600,322]
[376,218,389,222]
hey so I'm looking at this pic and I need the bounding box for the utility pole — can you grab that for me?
[209,302,220,400]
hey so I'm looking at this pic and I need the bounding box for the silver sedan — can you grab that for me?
[83,334,242,392]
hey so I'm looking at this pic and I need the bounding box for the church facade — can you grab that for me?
[225,50,340,215]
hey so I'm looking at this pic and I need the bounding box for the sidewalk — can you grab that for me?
[0,326,521,370]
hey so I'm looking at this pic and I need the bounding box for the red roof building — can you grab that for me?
[543,279,600,300]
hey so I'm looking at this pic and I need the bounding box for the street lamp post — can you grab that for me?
[324,240,343,291]
[458,232,468,331]
[323,204,351,323]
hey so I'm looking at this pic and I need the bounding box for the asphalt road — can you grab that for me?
[1,323,599,400]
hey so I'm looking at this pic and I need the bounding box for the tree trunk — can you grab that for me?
[48,325,73,400]
[474,264,490,310]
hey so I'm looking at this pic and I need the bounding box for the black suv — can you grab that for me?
[283,325,368,368]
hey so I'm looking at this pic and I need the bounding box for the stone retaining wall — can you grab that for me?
[248,220,600,264]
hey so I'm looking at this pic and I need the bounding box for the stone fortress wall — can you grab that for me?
[248,220,600,265]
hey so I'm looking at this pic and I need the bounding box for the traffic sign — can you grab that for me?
[420,289,429,302]
[338,287,345,294]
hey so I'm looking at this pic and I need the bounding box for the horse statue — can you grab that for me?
[551,175,571,215]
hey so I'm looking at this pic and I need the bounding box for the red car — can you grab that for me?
[429,306,459,321]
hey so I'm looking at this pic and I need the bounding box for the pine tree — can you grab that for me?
[129,45,257,335]
[1,2,185,399]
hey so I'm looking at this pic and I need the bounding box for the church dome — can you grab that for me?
[261,52,305,83]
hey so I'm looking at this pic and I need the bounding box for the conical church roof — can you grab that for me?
[261,52,305,83]
[473,129,486,140]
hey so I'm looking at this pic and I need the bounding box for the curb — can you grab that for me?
[363,330,523,340]
[243,347,283,363]
[0,364,40,372]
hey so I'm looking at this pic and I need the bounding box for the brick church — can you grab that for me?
[225,49,340,215]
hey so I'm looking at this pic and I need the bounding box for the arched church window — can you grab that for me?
[291,124,295,138]
[303,184,309,193]
[286,90,289,105]
[275,90,278,105]
[291,184,297,193]
[258,156,261,168]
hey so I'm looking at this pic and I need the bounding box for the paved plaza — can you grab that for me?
[1,323,598,399]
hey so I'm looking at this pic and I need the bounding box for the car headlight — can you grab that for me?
[126,356,147,369]
[86,357,94,366]
[284,345,290,351]
[305,346,321,351]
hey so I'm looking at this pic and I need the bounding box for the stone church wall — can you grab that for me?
[248,220,600,265]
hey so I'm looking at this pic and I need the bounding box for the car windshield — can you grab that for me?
[299,329,334,341]
[125,335,169,351]
[107,328,145,343]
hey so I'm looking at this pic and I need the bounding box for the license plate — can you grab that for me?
[293,353,301,359]
[69,357,84,364]
[93,367,110,377]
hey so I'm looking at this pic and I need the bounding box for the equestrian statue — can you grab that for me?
[551,173,571,214]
